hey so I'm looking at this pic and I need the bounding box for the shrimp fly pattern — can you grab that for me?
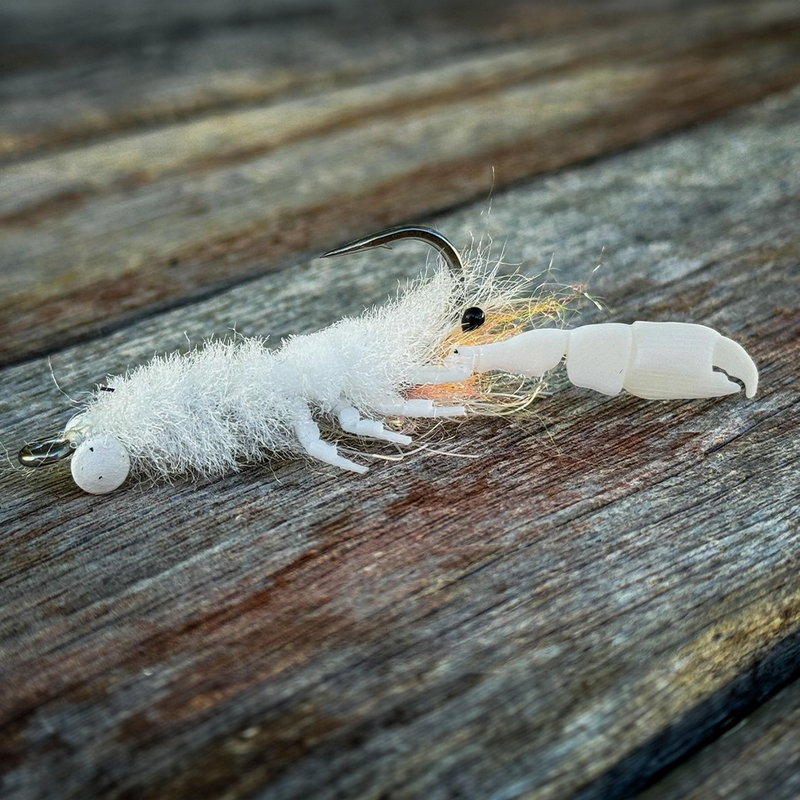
[19,226,758,494]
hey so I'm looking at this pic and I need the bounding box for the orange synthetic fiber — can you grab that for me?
[407,293,576,412]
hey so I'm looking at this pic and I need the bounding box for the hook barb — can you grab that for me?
[321,225,464,276]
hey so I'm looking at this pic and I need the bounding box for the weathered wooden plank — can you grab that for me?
[635,678,800,800]
[1,0,794,158]
[1,0,799,365]
[1,84,798,799]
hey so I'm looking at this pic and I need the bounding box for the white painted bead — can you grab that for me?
[70,435,130,494]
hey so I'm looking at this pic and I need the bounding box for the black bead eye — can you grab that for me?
[461,306,485,332]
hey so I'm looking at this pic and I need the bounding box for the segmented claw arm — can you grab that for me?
[442,322,758,400]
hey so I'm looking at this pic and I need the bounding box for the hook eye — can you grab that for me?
[18,438,74,468]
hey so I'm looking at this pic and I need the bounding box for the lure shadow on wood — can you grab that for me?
[19,226,758,494]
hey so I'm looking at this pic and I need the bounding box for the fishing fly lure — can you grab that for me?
[19,226,758,494]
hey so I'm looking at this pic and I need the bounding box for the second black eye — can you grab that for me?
[461,306,485,332]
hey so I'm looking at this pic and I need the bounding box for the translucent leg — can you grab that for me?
[335,402,412,445]
[293,409,368,474]
[407,362,473,385]
[373,395,466,419]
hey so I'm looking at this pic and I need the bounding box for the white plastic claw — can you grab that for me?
[443,321,758,400]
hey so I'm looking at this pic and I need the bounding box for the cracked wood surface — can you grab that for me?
[1,2,799,799]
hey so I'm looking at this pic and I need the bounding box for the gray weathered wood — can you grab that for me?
[2,63,799,798]
[2,0,799,365]
[2,0,795,158]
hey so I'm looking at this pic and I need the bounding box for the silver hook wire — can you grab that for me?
[321,225,464,276]
[18,438,73,468]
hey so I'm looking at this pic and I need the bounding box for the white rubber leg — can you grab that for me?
[293,413,368,474]
[407,362,473,385]
[373,396,466,419]
[335,402,412,445]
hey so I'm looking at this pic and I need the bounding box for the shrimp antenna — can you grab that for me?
[321,225,464,276]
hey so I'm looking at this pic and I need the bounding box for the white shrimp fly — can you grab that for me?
[19,226,758,494]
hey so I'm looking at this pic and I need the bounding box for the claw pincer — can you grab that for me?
[446,321,758,400]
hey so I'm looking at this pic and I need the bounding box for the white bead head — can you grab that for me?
[70,435,130,494]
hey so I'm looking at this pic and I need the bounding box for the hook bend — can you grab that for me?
[321,225,464,276]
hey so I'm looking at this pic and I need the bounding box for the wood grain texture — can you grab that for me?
[2,49,799,798]
[2,0,800,365]
[0,0,793,157]
[637,678,800,800]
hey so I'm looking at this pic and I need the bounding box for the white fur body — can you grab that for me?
[65,269,462,482]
